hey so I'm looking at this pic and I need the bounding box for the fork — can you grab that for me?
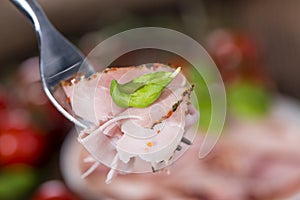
[10,0,95,128]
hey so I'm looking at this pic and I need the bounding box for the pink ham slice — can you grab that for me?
[62,74,100,124]
[62,64,186,125]
[62,63,199,182]
[116,102,187,164]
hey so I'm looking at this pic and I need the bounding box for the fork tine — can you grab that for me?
[11,0,95,128]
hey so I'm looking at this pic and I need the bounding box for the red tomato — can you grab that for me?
[0,85,8,110]
[0,118,46,166]
[205,29,269,84]
[32,180,80,200]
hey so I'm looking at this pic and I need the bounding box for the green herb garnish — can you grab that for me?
[227,81,271,118]
[110,67,181,108]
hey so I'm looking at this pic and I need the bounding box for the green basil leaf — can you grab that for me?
[110,67,181,108]
[227,81,271,118]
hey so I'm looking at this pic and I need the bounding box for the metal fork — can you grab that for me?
[10,0,95,128]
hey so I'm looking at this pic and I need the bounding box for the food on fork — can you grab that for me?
[62,63,199,183]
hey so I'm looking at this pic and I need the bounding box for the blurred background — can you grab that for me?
[1,0,300,199]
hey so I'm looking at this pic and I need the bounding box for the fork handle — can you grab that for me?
[10,0,55,41]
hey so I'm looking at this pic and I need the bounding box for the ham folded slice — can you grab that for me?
[62,63,199,183]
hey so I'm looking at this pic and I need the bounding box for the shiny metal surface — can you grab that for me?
[10,0,95,128]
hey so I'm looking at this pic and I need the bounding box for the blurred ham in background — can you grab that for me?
[1,0,300,199]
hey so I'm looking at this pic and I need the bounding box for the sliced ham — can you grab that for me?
[62,63,199,182]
